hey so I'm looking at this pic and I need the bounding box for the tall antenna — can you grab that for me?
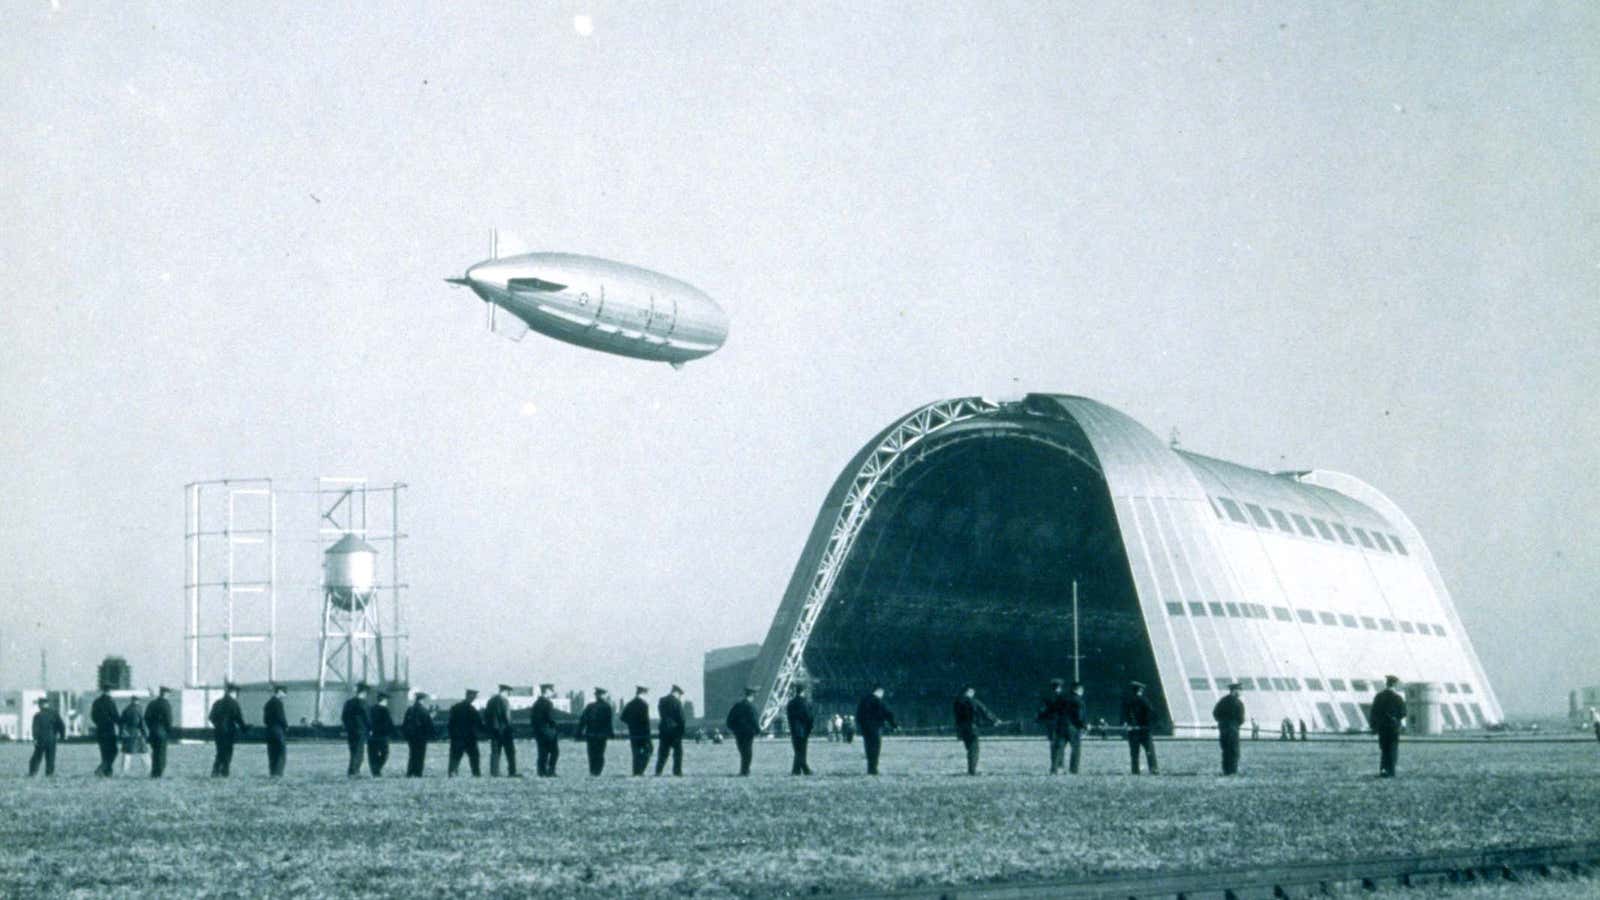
[1071,580,1082,683]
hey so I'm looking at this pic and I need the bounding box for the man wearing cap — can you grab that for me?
[856,685,898,775]
[90,685,121,776]
[1212,682,1246,776]
[28,698,66,777]
[1036,679,1071,774]
[1065,682,1088,773]
[953,685,999,776]
[656,685,687,777]
[144,686,174,778]
[530,684,560,777]
[786,683,815,776]
[401,691,438,777]
[486,684,519,777]
[208,682,248,777]
[342,682,372,777]
[576,688,615,776]
[369,692,396,776]
[621,686,654,776]
[448,689,483,777]
[263,684,290,777]
[1371,675,1408,777]
[1121,681,1158,775]
[726,686,761,776]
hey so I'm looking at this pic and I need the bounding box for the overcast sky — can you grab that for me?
[2,3,1595,715]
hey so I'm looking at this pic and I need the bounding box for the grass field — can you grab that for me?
[3,736,1598,897]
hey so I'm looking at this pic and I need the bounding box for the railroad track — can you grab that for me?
[848,840,1600,899]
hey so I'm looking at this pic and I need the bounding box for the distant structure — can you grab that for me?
[97,656,131,691]
[1570,685,1600,728]
[747,394,1504,733]
[704,644,761,721]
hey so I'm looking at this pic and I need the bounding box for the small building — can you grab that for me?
[1570,685,1600,728]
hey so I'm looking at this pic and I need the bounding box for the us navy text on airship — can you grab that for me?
[448,238,728,368]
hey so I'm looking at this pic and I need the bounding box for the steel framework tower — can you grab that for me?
[312,479,408,721]
[184,478,278,687]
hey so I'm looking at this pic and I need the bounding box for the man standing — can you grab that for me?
[621,686,653,776]
[144,686,174,779]
[1121,681,1158,775]
[485,684,519,777]
[786,683,815,776]
[953,685,998,776]
[1212,682,1245,776]
[530,684,560,777]
[576,688,615,776]
[856,685,897,775]
[447,689,483,777]
[90,686,120,776]
[208,682,247,777]
[1036,678,1071,774]
[28,698,66,777]
[725,686,760,776]
[1371,675,1407,777]
[341,682,372,777]
[263,684,289,777]
[369,692,396,776]
[401,691,437,777]
[656,685,687,777]
[1064,682,1088,774]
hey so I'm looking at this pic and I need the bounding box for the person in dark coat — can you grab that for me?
[1036,678,1071,774]
[401,692,438,777]
[575,688,615,776]
[655,685,687,777]
[953,685,998,775]
[1371,675,1408,777]
[28,698,66,777]
[369,692,396,776]
[144,686,174,778]
[90,687,120,776]
[856,685,897,775]
[785,683,815,776]
[530,684,560,776]
[1121,681,1158,775]
[209,682,247,777]
[620,686,653,776]
[448,689,483,777]
[1212,682,1245,776]
[118,696,149,775]
[1064,682,1088,773]
[341,682,372,777]
[486,684,519,777]
[725,686,761,776]
[263,684,289,777]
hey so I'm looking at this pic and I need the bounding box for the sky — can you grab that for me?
[2,2,1595,716]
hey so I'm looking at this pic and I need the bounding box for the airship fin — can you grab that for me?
[489,228,532,260]
[487,302,529,342]
[670,361,685,370]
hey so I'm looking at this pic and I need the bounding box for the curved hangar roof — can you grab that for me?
[747,394,1501,733]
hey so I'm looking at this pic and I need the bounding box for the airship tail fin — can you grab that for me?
[487,302,530,342]
[670,361,685,370]
[489,228,532,260]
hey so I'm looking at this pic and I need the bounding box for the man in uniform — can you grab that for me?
[655,685,687,777]
[1212,682,1245,775]
[448,688,483,777]
[341,682,372,777]
[786,683,815,776]
[208,681,247,777]
[530,683,560,776]
[263,683,289,777]
[1371,674,1407,777]
[575,687,615,776]
[401,691,437,777]
[485,684,519,777]
[856,684,897,775]
[621,686,653,776]
[90,685,120,776]
[1121,680,1158,775]
[1064,682,1088,773]
[725,686,761,776]
[369,691,396,776]
[28,697,66,777]
[1036,678,1071,774]
[144,686,174,778]
[953,685,998,775]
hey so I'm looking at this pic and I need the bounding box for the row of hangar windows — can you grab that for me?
[1210,495,1408,556]
[1184,679,1487,732]
[1187,675,1476,696]
[1164,599,1447,639]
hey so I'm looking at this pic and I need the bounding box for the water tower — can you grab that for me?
[314,532,394,719]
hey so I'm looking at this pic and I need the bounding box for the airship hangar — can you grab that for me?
[745,394,1503,735]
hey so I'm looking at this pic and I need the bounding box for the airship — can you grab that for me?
[447,233,728,368]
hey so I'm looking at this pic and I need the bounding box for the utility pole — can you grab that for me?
[1071,580,1082,683]
[40,647,48,688]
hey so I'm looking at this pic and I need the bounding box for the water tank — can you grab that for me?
[1403,681,1443,736]
[324,533,379,612]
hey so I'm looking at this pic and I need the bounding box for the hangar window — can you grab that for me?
[1291,513,1315,536]
[1469,703,1485,725]
[1339,614,1359,628]
[1208,498,1223,518]
[1272,607,1292,622]
[1237,678,1256,690]
[1329,679,1347,691]
[1269,508,1294,532]
[1318,611,1338,626]
[1460,683,1473,694]
[1439,704,1458,727]
[1250,603,1269,618]
[1352,679,1370,692]
[1342,702,1368,728]
[1445,683,1459,694]
[1272,678,1288,691]
[1389,535,1408,555]
[1312,518,1335,540]
[1166,602,1185,616]
[1258,678,1275,691]
[1371,532,1392,552]
[1432,624,1447,637]
[1215,677,1232,689]
[1225,602,1242,617]
[1189,677,1210,690]
[1358,703,1376,726]
[1245,503,1272,527]
[1353,527,1376,548]
[1208,602,1226,617]
[1333,523,1355,544]
[1379,619,1396,632]
[1218,497,1248,523]
[1296,609,1316,624]
[1454,702,1471,725]
[1316,702,1340,730]
[1413,621,1429,635]
[1305,678,1324,690]
[1360,616,1378,630]
[1400,621,1415,634]
[1189,602,1207,616]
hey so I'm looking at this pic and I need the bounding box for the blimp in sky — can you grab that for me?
[447,232,728,368]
